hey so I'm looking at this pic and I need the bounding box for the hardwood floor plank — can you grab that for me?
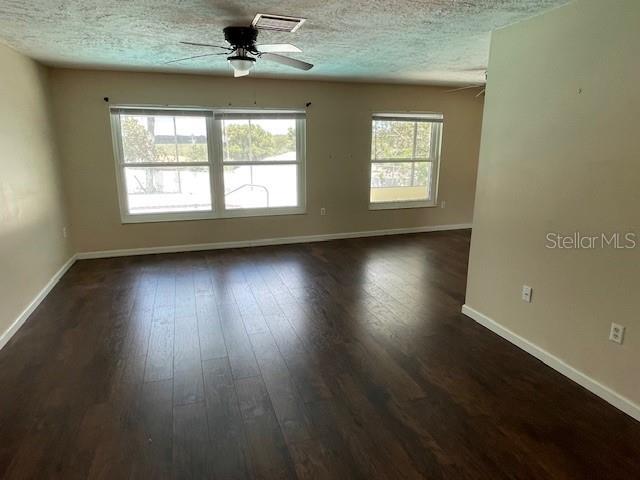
[249,331,312,444]
[235,376,298,479]
[287,438,355,480]
[145,321,174,382]
[218,302,261,380]
[173,315,204,406]
[202,357,251,480]
[135,379,174,479]
[1,231,639,479]
[195,294,227,360]
[173,402,213,479]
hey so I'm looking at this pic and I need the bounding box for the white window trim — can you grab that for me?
[110,106,307,224]
[368,112,443,210]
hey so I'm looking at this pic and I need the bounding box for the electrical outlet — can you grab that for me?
[62,227,68,238]
[521,285,532,303]
[320,208,327,216]
[609,323,625,345]
[440,200,446,209]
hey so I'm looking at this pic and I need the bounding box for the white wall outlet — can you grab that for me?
[62,227,68,238]
[440,200,446,209]
[521,285,532,303]
[320,208,327,216]
[609,323,625,345]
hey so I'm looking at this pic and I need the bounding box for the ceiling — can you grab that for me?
[0,0,568,86]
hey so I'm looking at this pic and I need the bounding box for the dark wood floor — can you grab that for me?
[0,230,638,479]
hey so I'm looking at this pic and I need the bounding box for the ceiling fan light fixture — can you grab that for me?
[227,55,256,77]
[172,18,314,76]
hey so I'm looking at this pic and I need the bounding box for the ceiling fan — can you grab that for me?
[167,14,313,77]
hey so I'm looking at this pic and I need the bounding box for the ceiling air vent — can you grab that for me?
[251,13,306,33]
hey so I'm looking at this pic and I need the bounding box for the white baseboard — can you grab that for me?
[76,223,472,259]
[461,304,640,422]
[0,255,77,351]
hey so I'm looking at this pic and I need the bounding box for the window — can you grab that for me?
[110,108,306,222]
[369,113,443,209]
[219,113,302,210]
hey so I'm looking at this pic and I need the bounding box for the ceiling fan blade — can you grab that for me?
[257,43,302,53]
[260,53,313,71]
[180,41,231,51]
[165,53,228,64]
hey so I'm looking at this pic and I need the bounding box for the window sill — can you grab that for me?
[121,207,306,224]
[369,201,438,211]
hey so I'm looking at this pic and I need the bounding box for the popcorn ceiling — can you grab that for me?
[0,0,567,85]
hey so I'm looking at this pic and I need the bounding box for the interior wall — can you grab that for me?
[466,0,640,406]
[49,69,483,253]
[0,43,72,340]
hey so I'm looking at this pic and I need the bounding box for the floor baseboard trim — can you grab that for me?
[0,255,77,352]
[461,304,640,422]
[76,223,472,259]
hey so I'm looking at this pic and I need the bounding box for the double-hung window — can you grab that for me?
[218,112,305,212]
[110,107,306,222]
[369,113,443,209]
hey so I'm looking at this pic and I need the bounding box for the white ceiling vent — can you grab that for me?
[251,14,306,33]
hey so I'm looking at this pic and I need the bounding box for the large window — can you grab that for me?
[110,108,306,222]
[220,113,301,210]
[369,113,443,209]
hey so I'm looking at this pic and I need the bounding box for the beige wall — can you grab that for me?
[49,69,483,253]
[0,43,72,340]
[466,0,640,406]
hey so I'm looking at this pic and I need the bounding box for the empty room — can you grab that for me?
[0,0,638,478]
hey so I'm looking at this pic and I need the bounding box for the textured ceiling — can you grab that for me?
[0,0,568,85]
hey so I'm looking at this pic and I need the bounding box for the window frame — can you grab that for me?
[110,106,307,223]
[368,112,443,210]
[214,110,306,218]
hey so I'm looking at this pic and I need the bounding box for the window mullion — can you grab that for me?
[371,158,429,164]
[112,113,131,220]
[429,123,442,202]
[220,161,299,167]
[122,162,209,167]
[173,116,179,162]
[411,122,418,186]
[210,116,226,214]
[373,120,377,162]
[296,118,306,211]
[412,122,418,160]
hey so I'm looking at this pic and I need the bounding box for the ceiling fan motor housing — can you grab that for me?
[223,26,258,51]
